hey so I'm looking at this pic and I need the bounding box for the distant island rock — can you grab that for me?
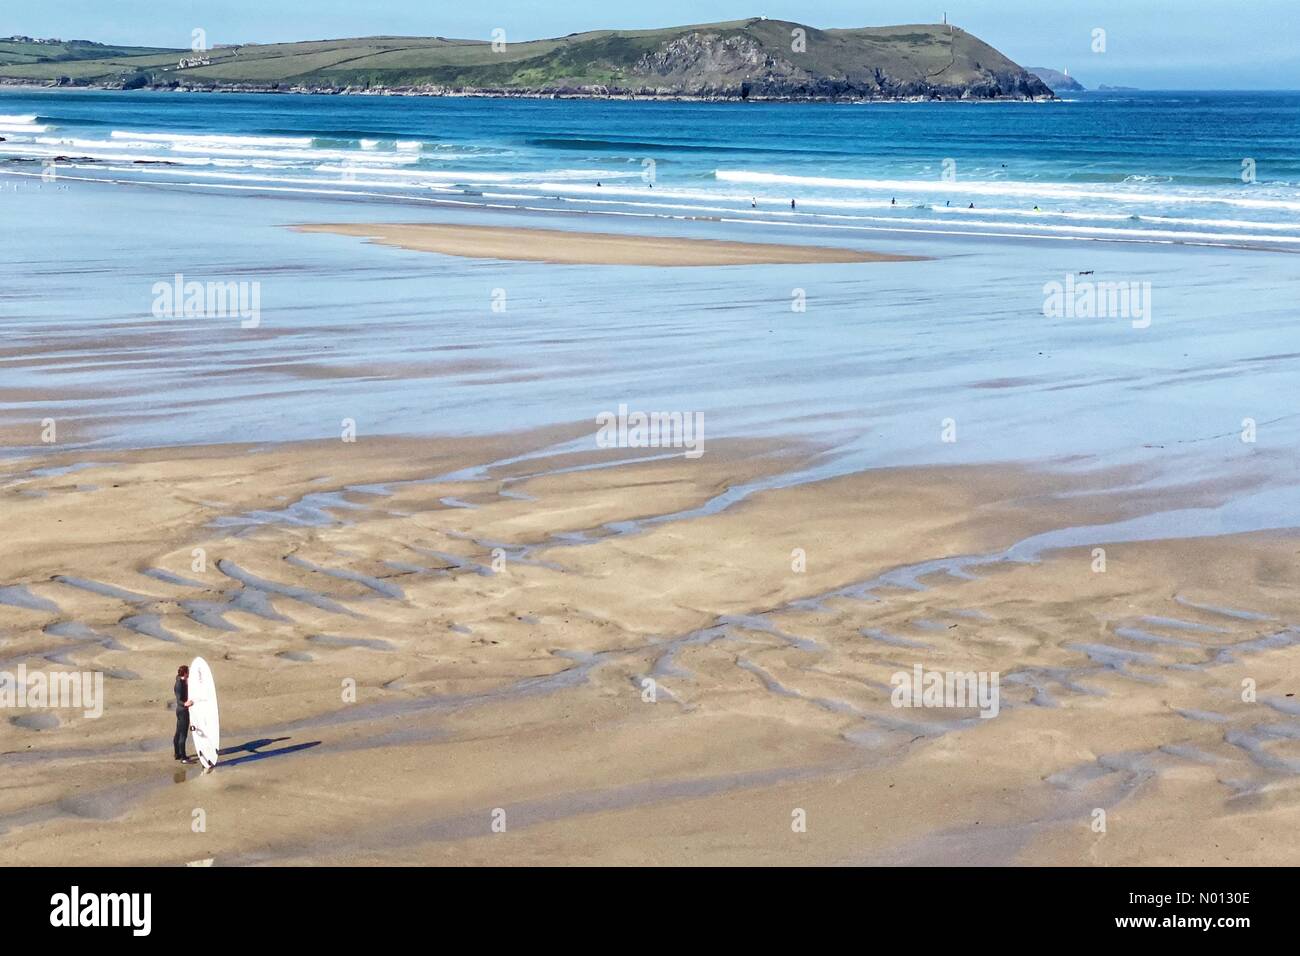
[1096,84,1141,92]
[1026,67,1084,93]
[0,19,1053,102]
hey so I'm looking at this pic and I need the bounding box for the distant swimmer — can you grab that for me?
[891,197,896,205]
[968,202,975,209]
[945,200,950,206]
[790,199,796,210]
[1078,270,1095,276]
[751,197,757,208]
[596,181,602,187]
[1033,205,1040,211]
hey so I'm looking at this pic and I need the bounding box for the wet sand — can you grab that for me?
[3,432,1298,865]
[291,222,924,266]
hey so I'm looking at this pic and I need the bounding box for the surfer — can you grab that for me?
[790,199,796,210]
[173,664,193,761]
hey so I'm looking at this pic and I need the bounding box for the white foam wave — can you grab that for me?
[310,165,640,183]
[0,123,49,133]
[14,138,422,166]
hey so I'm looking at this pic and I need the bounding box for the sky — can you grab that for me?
[6,0,1299,90]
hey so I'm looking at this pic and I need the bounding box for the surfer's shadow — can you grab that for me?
[218,736,322,767]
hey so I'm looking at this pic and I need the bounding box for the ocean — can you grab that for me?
[3,88,1300,247]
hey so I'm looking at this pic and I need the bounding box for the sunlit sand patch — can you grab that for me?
[292,222,926,267]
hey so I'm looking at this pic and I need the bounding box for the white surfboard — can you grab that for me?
[188,656,220,770]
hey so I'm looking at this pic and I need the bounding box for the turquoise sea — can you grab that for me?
[2,89,1300,245]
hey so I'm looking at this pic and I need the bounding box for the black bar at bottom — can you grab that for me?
[5,866,1283,942]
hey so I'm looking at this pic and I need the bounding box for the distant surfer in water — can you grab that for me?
[173,664,193,761]
[790,199,796,210]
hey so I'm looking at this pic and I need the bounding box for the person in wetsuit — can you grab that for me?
[173,664,193,761]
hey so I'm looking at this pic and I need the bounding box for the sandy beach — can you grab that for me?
[291,222,922,266]
[4,99,1300,869]
[3,426,1299,865]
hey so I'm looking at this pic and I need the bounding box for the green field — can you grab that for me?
[0,38,178,67]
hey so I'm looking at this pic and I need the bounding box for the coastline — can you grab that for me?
[0,78,1055,103]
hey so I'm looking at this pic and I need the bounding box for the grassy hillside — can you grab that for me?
[0,37,178,67]
[0,19,1051,99]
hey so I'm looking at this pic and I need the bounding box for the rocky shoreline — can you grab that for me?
[0,77,1054,102]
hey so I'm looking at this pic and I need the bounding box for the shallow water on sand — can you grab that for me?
[5,176,1299,485]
